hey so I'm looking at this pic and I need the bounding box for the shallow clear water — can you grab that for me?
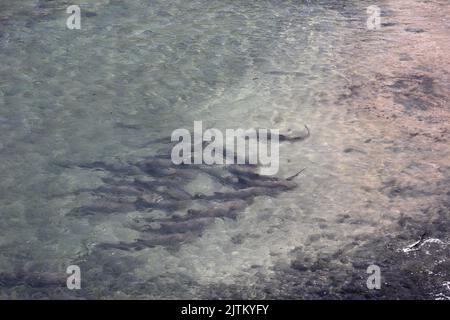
[1,0,449,299]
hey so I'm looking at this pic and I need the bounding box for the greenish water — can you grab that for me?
[0,0,449,299]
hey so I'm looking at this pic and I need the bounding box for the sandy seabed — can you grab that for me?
[0,0,449,299]
[331,0,450,299]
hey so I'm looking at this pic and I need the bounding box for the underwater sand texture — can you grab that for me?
[0,0,449,299]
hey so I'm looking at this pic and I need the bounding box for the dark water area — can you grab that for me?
[0,0,449,299]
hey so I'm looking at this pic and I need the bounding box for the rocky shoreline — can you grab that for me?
[340,0,450,299]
